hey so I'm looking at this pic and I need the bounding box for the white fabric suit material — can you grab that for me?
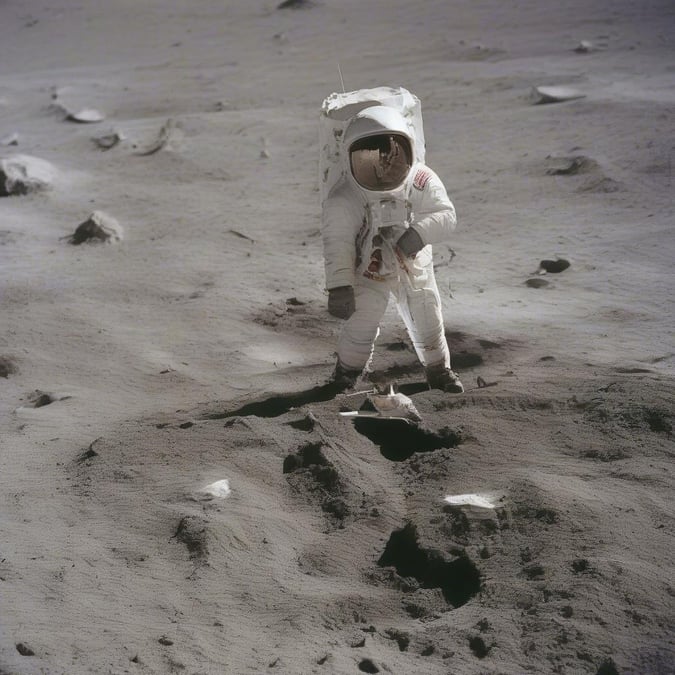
[322,104,457,373]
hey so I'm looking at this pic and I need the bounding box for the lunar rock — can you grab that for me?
[0,154,55,196]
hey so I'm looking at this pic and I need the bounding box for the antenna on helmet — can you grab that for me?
[337,63,346,93]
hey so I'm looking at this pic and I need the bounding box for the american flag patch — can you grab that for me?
[413,168,432,190]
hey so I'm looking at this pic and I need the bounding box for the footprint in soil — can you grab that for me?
[283,442,348,527]
[378,522,481,608]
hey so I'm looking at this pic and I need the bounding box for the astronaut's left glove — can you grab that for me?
[396,227,425,258]
[328,285,355,319]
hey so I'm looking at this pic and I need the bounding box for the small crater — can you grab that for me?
[572,558,590,574]
[378,523,481,608]
[581,448,629,462]
[353,418,461,461]
[172,516,208,561]
[357,658,379,674]
[539,258,570,273]
[0,355,18,377]
[16,642,35,656]
[644,409,672,434]
[384,629,410,651]
[596,658,620,675]
[402,601,429,619]
[469,635,490,658]
[525,277,551,289]
[523,564,545,580]
[517,506,558,525]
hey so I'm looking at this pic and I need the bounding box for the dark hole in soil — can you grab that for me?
[378,523,481,608]
[358,659,380,674]
[172,516,208,560]
[645,410,672,433]
[596,658,620,675]
[353,418,460,461]
[206,382,343,420]
[469,635,490,658]
[0,356,18,378]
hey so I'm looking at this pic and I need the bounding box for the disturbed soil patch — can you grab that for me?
[353,418,461,461]
[283,442,348,527]
[206,381,343,420]
[377,523,481,609]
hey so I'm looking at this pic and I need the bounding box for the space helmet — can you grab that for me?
[343,105,415,193]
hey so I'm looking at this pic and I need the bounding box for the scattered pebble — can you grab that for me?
[0,154,55,196]
[66,108,105,123]
[277,0,315,9]
[546,155,596,175]
[93,130,125,150]
[67,211,123,245]
[0,132,19,146]
[444,494,497,509]
[529,86,586,104]
[33,392,55,408]
[199,479,231,499]
[158,636,174,646]
[574,40,606,53]
[525,277,551,289]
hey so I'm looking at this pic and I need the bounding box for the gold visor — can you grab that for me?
[349,134,412,191]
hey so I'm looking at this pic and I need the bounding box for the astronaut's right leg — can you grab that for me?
[332,277,390,389]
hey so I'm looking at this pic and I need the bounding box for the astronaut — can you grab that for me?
[322,104,463,393]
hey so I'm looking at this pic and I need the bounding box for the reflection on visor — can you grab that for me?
[349,134,412,191]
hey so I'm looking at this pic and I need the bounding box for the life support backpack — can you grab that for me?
[318,86,426,206]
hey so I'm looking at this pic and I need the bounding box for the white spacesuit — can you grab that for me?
[322,104,463,393]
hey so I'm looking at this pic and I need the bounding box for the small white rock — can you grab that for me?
[200,479,231,499]
[444,494,497,509]
[0,132,19,146]
[66,108,105,123]
[529,86,586,105]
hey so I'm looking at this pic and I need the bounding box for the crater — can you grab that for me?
[353,418,461,461]
[378,523,481,608]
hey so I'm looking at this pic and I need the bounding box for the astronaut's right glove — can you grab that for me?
[328,285,355,319]
[395,227,425,258]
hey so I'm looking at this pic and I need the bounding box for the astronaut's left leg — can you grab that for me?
[395,250,463,393]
